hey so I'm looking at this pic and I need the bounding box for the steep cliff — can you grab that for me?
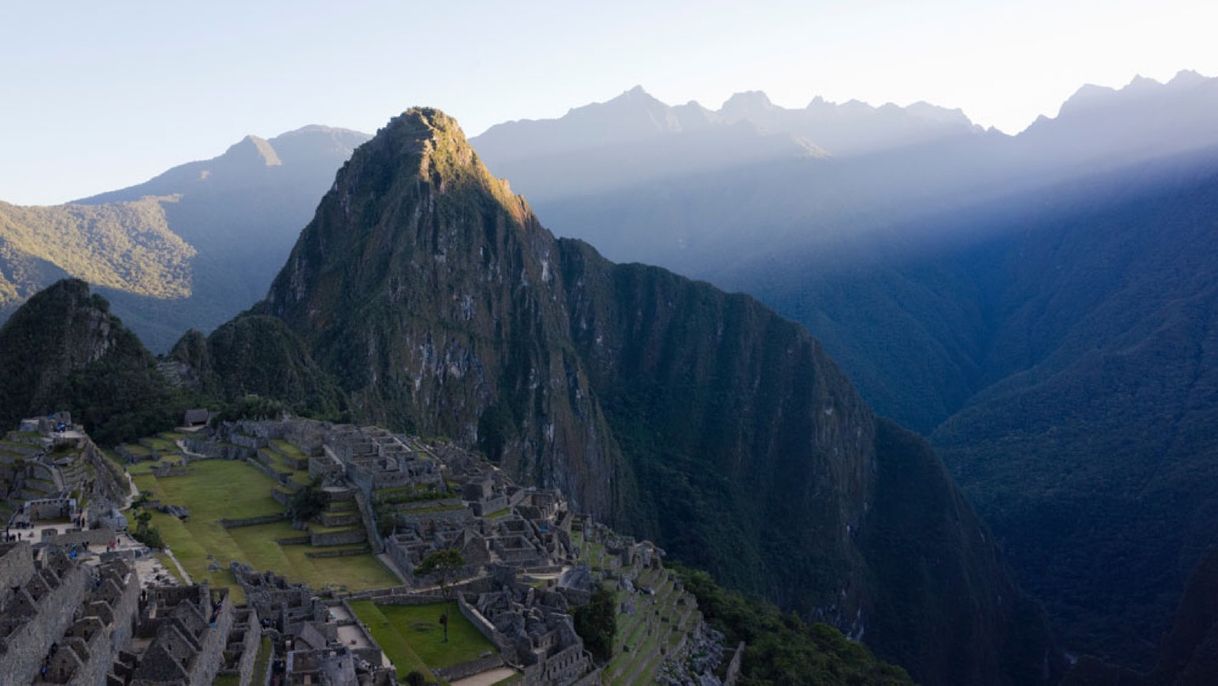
[250,108,1059,683]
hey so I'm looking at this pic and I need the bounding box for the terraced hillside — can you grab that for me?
[1,417,128,525]
[572,528,707,685]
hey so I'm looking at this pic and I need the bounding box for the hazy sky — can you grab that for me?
[3,0,1216,205]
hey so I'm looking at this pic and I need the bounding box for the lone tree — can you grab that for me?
[414,548,465,643]
[574,585,617,663]
[286,478,327,523]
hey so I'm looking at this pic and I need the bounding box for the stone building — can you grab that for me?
[231,563,396,685]
[126,584,235,686]
[461,568,598,686]
[0,542,140,685]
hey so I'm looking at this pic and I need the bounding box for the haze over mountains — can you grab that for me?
[3,68,1218,682]
[471,70,1218,669]
[0,125,369,350]
[0,109,1064,686]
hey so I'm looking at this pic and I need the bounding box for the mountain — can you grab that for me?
[190,106,1067,684]
[0,198,194,311]
[470,85,982,204]
[0,279,189,444]
[0,125,370,351]
[1065,548,1218,685]
[472,72,1218,670]
[165,316,347,419]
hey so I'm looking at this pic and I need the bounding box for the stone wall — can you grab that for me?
[456,593,504,649]
[0,561,88,683]
[41,526,114,547]
[0,542,34,606]
[229,434,267,451]
[434,654,504,683]
[310,529,366,547]
[305,547,369,559]
[190,591,235,686]
[394,506,473,527]
[234,608,262,686]
[106,560,142,662]
[352,489,385,554]
[220,514,286,529]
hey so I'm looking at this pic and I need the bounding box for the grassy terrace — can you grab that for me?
[572,530,700,686]
[251,636,272,684]
[140,436,176,452]
[271,439,306,458]
[132,459,397,596]
[349,600,494,680]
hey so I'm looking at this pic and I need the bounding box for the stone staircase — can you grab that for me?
[602,567,704,686]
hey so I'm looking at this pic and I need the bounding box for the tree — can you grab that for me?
[286,478,327,523]
[414,548,465,643]
[574,585,617,663]
[131,508,164,549]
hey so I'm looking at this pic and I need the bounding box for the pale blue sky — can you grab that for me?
[2,0,1216,205]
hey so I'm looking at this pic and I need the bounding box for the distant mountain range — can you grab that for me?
[5,71,1218,678]
[0,110,1065,686]
[469,71,1218,669]
[0,125,370,350]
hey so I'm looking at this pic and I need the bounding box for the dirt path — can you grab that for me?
[450,667,518,686]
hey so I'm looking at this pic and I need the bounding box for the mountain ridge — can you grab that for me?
[228,106,1063,684]
[0,124,371,351]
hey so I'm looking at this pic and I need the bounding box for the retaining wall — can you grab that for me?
[220,514,286,529]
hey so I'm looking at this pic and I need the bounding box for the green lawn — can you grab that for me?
[271,438,306,458]
[251,636,272,684]
[133,459,397,594]
[142,437,176,451]
[349,600,494,677]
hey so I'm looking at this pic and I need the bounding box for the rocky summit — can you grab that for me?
[166,107,1065,684]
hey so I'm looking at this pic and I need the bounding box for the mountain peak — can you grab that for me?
[1169,69,1208,87]
[223,134,282,167]
[340,107,528,224]
[600,84,668,112]
[1125,73,1162,92]
[720,90,775,115]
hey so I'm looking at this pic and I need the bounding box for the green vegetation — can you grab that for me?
[675,566,913,686]
[0,199,194,305]
[199,315,349,420]
[574,585,616,663]
[286,479,327,522]
[132,458,396,592]
[130,508,164,549]
[251,636,273,685]
[414,548,465,643]
[0,280,199,445]
[349,600,493,676]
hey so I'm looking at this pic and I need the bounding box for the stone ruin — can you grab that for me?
[460,566,598,686]
[2,413,127,534]
[231,563,396,685]
[0,540,139,684]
